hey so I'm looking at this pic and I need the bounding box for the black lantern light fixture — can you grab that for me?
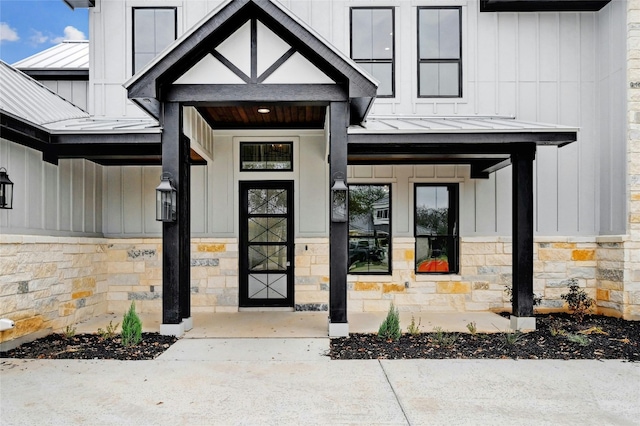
[331,172,348,222]
[156,172,177,222]
[0,167,14,210]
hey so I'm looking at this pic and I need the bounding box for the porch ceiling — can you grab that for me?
[197,104,326,129]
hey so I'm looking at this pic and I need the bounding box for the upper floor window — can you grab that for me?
[350,7,395,97]
[133,8,177,74]
[417,7,462,98]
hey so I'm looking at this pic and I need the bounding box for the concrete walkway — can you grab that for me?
[2,338,639,425]
[2,312,638,424]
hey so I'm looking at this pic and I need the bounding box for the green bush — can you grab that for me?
[378,303,401,340]
[561,280,594,322]
[121,302,142,347]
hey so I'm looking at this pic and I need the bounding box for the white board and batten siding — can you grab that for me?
[87,1,627,239]
[0,139,102,236]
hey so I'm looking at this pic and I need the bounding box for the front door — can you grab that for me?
[239,181,294,307]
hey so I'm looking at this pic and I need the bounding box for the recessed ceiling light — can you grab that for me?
[257,108,270,114]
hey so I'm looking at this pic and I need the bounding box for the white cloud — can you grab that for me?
[0,22,19,43]
[29,30,48,45]
[52,26,86,43]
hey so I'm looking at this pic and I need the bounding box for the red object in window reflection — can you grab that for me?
[417,259,449,272]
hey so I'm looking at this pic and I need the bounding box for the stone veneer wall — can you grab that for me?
[105,238,331,314]
[0,235,108,348]
[2,233,637,348]
[347,237,633,317]
[627,1,640,320]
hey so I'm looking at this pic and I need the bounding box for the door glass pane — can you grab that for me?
[248,218,287,243]
[248,189,287,214]
[248,245,287,271]
[248,273,287,299]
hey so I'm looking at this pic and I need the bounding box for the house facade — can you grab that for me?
[1,0,638,347]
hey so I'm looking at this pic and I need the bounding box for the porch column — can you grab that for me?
[179,135,192,331]
[329,101,349,337]
[160,102,189,336]
[510,143,536,330]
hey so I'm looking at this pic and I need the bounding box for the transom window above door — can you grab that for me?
[240,142,293,171]
[350,7,395,97]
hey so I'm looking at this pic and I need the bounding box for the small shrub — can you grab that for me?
[63,324,76,338]
[97,321,119,340]
[466,321,477,335]
[378,303,401,341]
[121,302,142,347]
[432,327,459,347]
[502,330,522,346]
[560,280,595,322]
[566,333,590,347]
[407,315,421,336]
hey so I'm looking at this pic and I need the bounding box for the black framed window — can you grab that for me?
[415,184,459,274]
[240,142,293,171]
[348,184,391,274]
[417,7,462,98]
[133,8,177,74]
[350,7,395,97]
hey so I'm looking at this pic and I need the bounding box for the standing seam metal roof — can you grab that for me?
[0,60,89,126]
[12,40,89,70]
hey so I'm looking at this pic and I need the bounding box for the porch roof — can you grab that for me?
[124,0,378,125]
[348,116,578,177]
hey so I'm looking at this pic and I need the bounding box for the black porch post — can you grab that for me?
[329,101,349,336]
[160,102,187,335]
[511,143,536,329]
[179,135,191,329]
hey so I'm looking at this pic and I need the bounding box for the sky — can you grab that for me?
[0,0,88,64]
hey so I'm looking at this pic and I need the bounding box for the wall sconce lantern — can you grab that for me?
[0,167,14,210]
[331,172,348,222]
[156,172,177,222]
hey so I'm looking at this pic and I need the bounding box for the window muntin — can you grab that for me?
[415,184,459,274]
[348,184,391,274]
[351,7,395,97]
[418,7,462,98]
[133,8,177,74]
[240,142,293,171]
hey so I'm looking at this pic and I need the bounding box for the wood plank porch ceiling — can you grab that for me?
[198,105,326,129]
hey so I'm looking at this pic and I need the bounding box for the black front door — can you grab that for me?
[239,181,294,307]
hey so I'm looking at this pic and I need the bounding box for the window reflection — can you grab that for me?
[415,185,459,274]
[348,185,391,274]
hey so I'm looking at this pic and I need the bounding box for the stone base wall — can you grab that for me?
[348,236,639,320]
[2,233,638,347]
[0,235,108,348]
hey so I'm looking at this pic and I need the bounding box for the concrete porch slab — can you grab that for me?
[74,311,511,338]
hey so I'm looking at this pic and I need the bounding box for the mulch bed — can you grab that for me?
[1,333,178,360]
[2,314,638,361]
[330,313,640,361]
